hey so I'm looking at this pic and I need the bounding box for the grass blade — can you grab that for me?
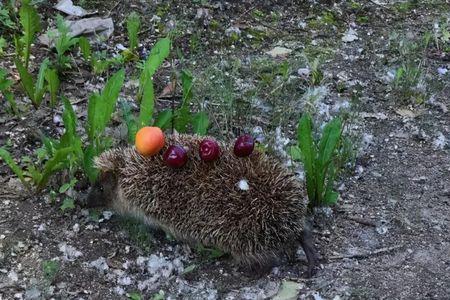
[0,148,28,187]
[154,109,173,130]
[78,36,91,60]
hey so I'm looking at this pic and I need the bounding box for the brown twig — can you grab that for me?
[328,245,403,260]
[346,215,377,227]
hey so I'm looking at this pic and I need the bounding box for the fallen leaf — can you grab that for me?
[273,281,302,300]
[266,46,292,58]
[395,108,418,118]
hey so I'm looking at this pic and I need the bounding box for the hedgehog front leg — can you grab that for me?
[300,230,318,278]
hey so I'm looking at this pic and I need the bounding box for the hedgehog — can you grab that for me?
[85,134,318,276]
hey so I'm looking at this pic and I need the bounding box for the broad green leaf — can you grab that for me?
[34,58,49,106]
[324,190,339,206]
[138,78,154,128]
[60,197,75,211]
[19,1,41,68]
[173,106,191,133]
[297,114,317,205]
[55,15,79,55]
[45,68,60,107]
[126,12,140,52]
[87,69,125,140]
[289,145,302,162]
[83,144,99,183]
[60,97,83,161]
[154,109,173,130]
[15,58,36,106]
[128,292,142,300]
[138,37,171,100]
[0,68,13,90]
[181,69,193,107]
[37,147,74,190]
[192,111,209,135]
[317,117,342,174]
[78,36,91,60]
[4,91,18,115]
[0,148,28,187]
[182,264,196,274]
[59,182,71,193]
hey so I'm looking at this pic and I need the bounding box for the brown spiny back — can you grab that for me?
[95,134,307,266]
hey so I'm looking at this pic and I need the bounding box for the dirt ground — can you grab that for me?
[1,0,449,299]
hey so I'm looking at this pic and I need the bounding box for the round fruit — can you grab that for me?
[163,145,188,168]
[135,126,165,156]
[199,139,220,162]
[234,134,254,157]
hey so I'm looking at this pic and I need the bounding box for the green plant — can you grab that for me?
[152,291,165,300]
[291,113,343,209]
[0,148,28,187]
[126,12,140,53]
[45,67,60,107]
[15,58,49,108]
[173,70,209,135]
[0,36,7,56]
[78,37,124,74]
[84,69,125,181]
[196,244,226,260]
[128,292,142,300]
[0,68,18,114]
[16,0,41,69]
[50,15,79,71]
[42,260,59,282]
[120,216,153,253]
[59,178,77,211]
[138,37,171,101]
[0,5,16,33]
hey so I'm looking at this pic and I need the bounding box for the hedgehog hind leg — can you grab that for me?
[233,252,279,277]
[299,229,319,278]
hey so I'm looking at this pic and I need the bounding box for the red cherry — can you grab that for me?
[234,134,254,157]
[199,139,220,161]
[163,145,188,168]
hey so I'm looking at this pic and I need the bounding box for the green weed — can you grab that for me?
[126,12,140,53]
[45,67,60,107]
[291,113,343,209]
[0,68,18,114]
[16,0,41,69]
[42,260,59,282]
[50,15,79,71]
[15,58,49,108]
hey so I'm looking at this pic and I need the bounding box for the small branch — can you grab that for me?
[345,215,377,227]
[328,245,403,260]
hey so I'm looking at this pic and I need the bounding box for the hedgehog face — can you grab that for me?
[85,171,118,208]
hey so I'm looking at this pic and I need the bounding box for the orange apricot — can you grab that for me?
[135,126,165,156]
